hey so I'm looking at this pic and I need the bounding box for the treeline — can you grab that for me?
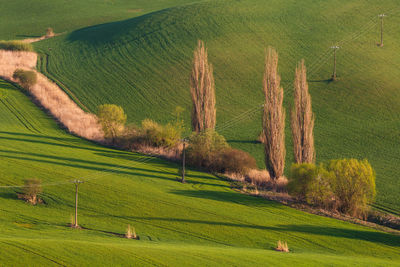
[0,36,378,221]
[53,41,375,220]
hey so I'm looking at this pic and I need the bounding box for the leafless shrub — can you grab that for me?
[18,179,42,205]
[262,47,286,179]
[291,60,315,164]
[245,169,272,188]
[190,40,216,132]
[133,144,182,162]
[244,169,287,191]
[275,240,289,252]
[224,172,246,182]
[125,224,137,239]
[210,148,257,175]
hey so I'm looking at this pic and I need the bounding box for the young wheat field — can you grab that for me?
[0,0,400,265]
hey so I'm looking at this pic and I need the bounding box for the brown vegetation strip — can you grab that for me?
[0,50,104,141]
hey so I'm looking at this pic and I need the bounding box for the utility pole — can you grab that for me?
[331,46,340,81]
[72,180,84,228]
[181,139,187,183]
[378,14,386,47]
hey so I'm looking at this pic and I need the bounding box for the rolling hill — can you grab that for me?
[31,0,400,214]
[1,0,400,265]
[0,78,399,265]
[0,0,198,40]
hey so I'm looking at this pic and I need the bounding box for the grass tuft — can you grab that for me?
[125,224,137,239]
[275,240,289,252]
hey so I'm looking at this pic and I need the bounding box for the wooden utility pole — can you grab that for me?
[72,180,84,228]
[181,139,187,183]
[378,14,386,47]
[331,46,340,81]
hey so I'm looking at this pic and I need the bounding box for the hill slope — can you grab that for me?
[0,0,198,40]
[0,79,399,265]
[34,0,400,214]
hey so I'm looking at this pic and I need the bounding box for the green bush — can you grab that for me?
[139,119,182,148]
[186,130,229,168]
[0,40,33,51]
[327,159,376,218]
[289,159,376,218]
[305,166,335,209]
[12,69,37,89]
[288,163,317,198]
[289,163,334,208]
[97,104,127,142]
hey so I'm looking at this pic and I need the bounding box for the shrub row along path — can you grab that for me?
[0,77,399,265]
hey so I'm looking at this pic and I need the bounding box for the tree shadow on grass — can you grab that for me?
[227,140,260,144]
[0,150,228,188]
[308,79,333,84]
[84,210,400,248]
[275,224,400,247]
[170,189,278,207]
[96,152,217,180]
[0,132,222,181]
[0,132,109,154]
[66,9,170,46]
[133,216,400,247]
[0,192,18,200]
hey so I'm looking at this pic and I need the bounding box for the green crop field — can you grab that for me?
[0,78,399,265]
[0,0,198,40]
[30,0,400,214]
[1,0,400,265]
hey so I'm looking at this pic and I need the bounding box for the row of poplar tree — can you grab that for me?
[190,41,315,180]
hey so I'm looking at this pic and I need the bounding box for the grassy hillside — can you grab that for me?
[33,0,400,214]
[0,0,198,40]
[0,79,399,265]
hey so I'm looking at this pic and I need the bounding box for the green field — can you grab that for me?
[0,0,198,40]
[30,0,400,214]
[1,0,400,265]
[0,78,399,265]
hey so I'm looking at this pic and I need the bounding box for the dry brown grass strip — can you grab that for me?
[0,50,104,141]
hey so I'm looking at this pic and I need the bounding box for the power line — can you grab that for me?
[1,7,399,190]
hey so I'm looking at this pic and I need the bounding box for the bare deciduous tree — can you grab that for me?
[18,179,43,205]
[262,47,286,179]
[291,60,315,164]
[190,40,216,132]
